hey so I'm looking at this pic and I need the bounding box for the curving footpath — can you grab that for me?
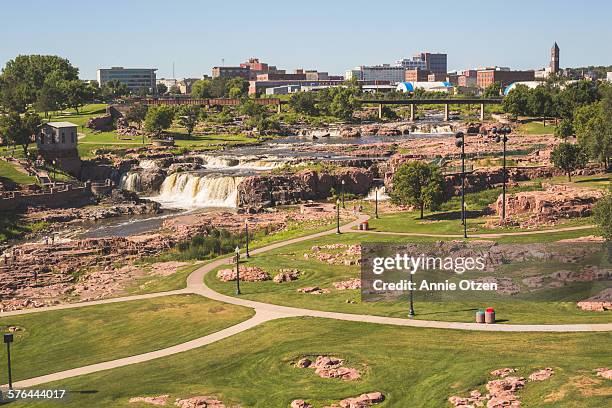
[5,215,612,388]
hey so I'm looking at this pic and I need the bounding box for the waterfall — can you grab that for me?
[200,154,286,170]
[154,172,244,208]
[119,172,142,192]
[365,186,390,201]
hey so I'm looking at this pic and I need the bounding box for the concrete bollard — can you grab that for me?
[485,307,495,324]
[476,310,485,323]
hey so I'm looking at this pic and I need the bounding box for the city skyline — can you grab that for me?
[1,0,611,80]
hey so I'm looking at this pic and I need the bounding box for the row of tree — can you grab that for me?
[190,77,249,99]
[289,80,362,121]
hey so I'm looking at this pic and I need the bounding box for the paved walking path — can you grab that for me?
[4,215,611,388]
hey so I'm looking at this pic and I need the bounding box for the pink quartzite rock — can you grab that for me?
[291,400,313,408]
[216,266,270,282]
[273,269,300,283]
[528,368,554,381]
[595,368,612,380]
[338,392,384,407]
[129,395,169,405]
[333,278,361,290]
[490,368,517,378]
[297,355,361,381]
[297,286,330,294]
[174,396,226,408]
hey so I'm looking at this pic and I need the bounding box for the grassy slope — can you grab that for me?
[205,231,610,324]
[517,121,557,135]
[10,318,611,407]
[0,160,37,185]
[0,295,253,382]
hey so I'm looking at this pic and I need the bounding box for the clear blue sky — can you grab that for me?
[1,0,610,79]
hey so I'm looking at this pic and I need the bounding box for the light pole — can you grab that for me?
[52,159,57,182]
[492,126,511,221]
[234,246,241,295]
[4,333,13,389]
[408,272,415,318]
[375,187,379,219]
[455,131,467,239]
[336,199,341,234]
[244,221,250,258]
[341,179,346,208]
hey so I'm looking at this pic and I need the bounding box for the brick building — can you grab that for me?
[212,66,250,79]
[476,69,535,88]
[405,69,430,82]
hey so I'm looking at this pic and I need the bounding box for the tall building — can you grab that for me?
[550,42,560,74]
[345,65,405,83]
[418,52,447,75]
[211,66,250,79]
[395,56,427,70]
[476,69,535,89]
[96,67,157,93]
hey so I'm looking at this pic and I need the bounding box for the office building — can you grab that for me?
[96,67,157,93]
[212,66,250,79]
[476,69,535,89]
[345,65,405,83]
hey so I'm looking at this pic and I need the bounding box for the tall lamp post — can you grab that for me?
[234,246,241,295]
[492,126,511,221]
[455,131,467,239]
[408,272,415,318]
[336,199,341,234]
[341,179,346,208]
[244,221,250,258]
[4,333,13,389]
[374,187,379,219]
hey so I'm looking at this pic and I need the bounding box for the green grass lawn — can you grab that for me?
[0,160,37,185]
[0,212,49,243]
[0,295,253,382]
[205,232,610,324]
[517,121,557,135]
[10,317,611,407]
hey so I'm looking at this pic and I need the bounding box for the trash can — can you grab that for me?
[361,221,369,231]
[476,310,485,324]
[485,307,495,324]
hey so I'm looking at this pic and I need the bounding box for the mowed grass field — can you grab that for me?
[0,160,37,185]
[205,232,611,324]
[8,318,611,407]
[0,295,253,382]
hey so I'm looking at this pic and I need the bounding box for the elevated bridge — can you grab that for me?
[360,98,503,121]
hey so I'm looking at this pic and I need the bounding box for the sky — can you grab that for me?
[1,0,611,80]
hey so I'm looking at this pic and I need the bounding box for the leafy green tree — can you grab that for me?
[60,79,91,113]
[502,84,530,117]
[34,83,62,117]
[573,94,611,168]
[554,118,574,139]
[169,84,181,95]
[483,82,503,98]
[550,142,588,181]
[390,161,446,219]
[156,83,168,95]
[289,92,319,116]
[238,99,266,117]
[555,80,600,119]
[0,55,79,112]
[225,77,248,98]
[527,85,555,117]
[0,111,42,155]
[593,191,612,241]
[143,105,175,137]
[100,80,129,101]
[177,105,200,138]
[124,104,149,129]
[190,79,211,98]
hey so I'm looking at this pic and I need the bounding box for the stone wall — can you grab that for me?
[0,183,95,212]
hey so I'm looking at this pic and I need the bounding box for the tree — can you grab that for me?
[593,191,612,241]
[60,79,91,113]
[190,79,211,98]
[177,105,200,138]
[390,161,445,219]
[100,80,129,101]
[156,83,168,95]
[502,84,530,117]
[550,142,587,181]
[169,84,181,95]
[144,105,175,137]
[573,92,611,168]
[0,55,79,112]
[555,80,600,119]
[125,104,149,129]
[554,118,574,139]
[483,82,503,98]
[33,83,62,117]
[238,99,266,117]
[0,111,42,155]
[527,85,555,117]
[290,91,319,116]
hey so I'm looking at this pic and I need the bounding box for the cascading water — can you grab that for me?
[365,186,390,201]
[199,154,287,171]
[119,172,142,192]
[153,172,244,208]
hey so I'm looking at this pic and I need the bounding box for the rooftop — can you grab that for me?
[46,121,78,128]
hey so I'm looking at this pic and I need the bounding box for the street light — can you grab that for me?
[4,333,13,389]
[336,199,341,234]
[492,126,511,221]
[375,187,379,219]
[234,246,241,295]
[52,159,57,181]
[408,272,415,318]
[341,179,346,208]
[244,221,250,258]
[455,131,467,239]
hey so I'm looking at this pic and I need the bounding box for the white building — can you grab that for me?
[345,65,405,83]
[394,57,427,70]
[97,67,157,93]
[607,72,612,82]
[396,82,452,93]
